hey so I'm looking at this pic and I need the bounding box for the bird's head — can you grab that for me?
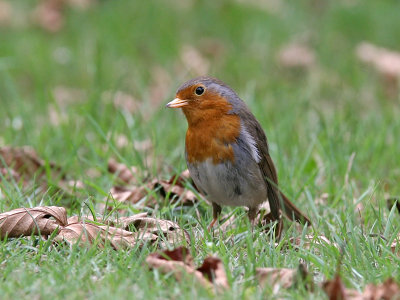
[166,77,244,126]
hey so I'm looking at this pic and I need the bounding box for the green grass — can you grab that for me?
[1,0,400,298]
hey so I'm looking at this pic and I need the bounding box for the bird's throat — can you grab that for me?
[185,113,241,164]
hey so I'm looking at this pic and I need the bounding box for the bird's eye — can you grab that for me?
[195,86,205,95]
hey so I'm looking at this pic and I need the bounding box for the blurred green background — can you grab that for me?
[0,0,400,297]
[1,0,399,198]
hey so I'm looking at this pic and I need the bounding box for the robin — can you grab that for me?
[167,77,311,232]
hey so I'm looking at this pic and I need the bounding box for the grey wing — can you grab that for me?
[240,111,282,220]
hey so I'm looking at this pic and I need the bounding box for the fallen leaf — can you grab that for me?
[54,222,158,250]
[362,278,400,300]
[356,42,400,97]
[0,167,21,183]
[146,247,228,291]
[196,257,229,290]
[32,0,64,32]
[153,177,198,206]
[111,214,190,246]
[278,43,315,69]
[323,274,358,300]
[52,86,86,107]
[0,146,60,179]
[357,42,400,78]
[0,146,82,201]
[108,158,138,185]
[106,169,201,211]
[257,268,296,291]
[66,215,96,224]
[0,206,67,238]
[0,0,12,26]
[108,185,149,207]
[315,193,330,206]
[103,90,139,114]
[390,235,400,255]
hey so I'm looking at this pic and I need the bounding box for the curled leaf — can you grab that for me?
[146,247,228,291]
[323,274,353,300]
[356,42,400,97]
[362,278,400,300]
[54,222,157,250]
[0,146,59,179]
[278,43,315,69]
[108,158,138,184]
[0,206,67,238]
[256,264,313,293]
[108,185,148,206]
[106,169,201,211]
[111,214,190,247]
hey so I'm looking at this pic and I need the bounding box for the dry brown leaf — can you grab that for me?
[0,167,21,183]
[278,43,315,69]
[324,276,400,300]
[146,247,228,291]
[106,169,201,212]
[66,215,97,224]
[103,90,139,114]
[65,213,188,248]
[0,146,60,179]
[196,257,229,290]
[153,177,198,206]
[153,169,201,205]
[48,104,68,126]
[256,268,297,294]
[362,278,400,300]
[0,146,82,200]
[391,235,400,255]
[315,192,330,206]
[108,158,138,185]
[323,274,359,300]
[357,42,400,78]
[111,214,190,246]
[54,222,158,250]
[52,86,86,107]
[0,1,12,26]
[256,264,313,293]
[356,42,400,97]
[32,0,64,32]
[108,185,149,207]
[0,206,67,238]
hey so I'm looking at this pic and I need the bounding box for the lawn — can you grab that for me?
[0,0,400,299]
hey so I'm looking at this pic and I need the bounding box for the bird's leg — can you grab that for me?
[207,202,222,231]
[249,207,283,239]
[248,207,259,227]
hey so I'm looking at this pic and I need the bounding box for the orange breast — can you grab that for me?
[185,113,240,164]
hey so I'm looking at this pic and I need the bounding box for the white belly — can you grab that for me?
[187,158,267,209]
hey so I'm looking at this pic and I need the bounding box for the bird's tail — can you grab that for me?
[280,191,311,225]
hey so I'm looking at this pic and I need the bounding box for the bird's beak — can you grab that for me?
[166,98,189,108]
